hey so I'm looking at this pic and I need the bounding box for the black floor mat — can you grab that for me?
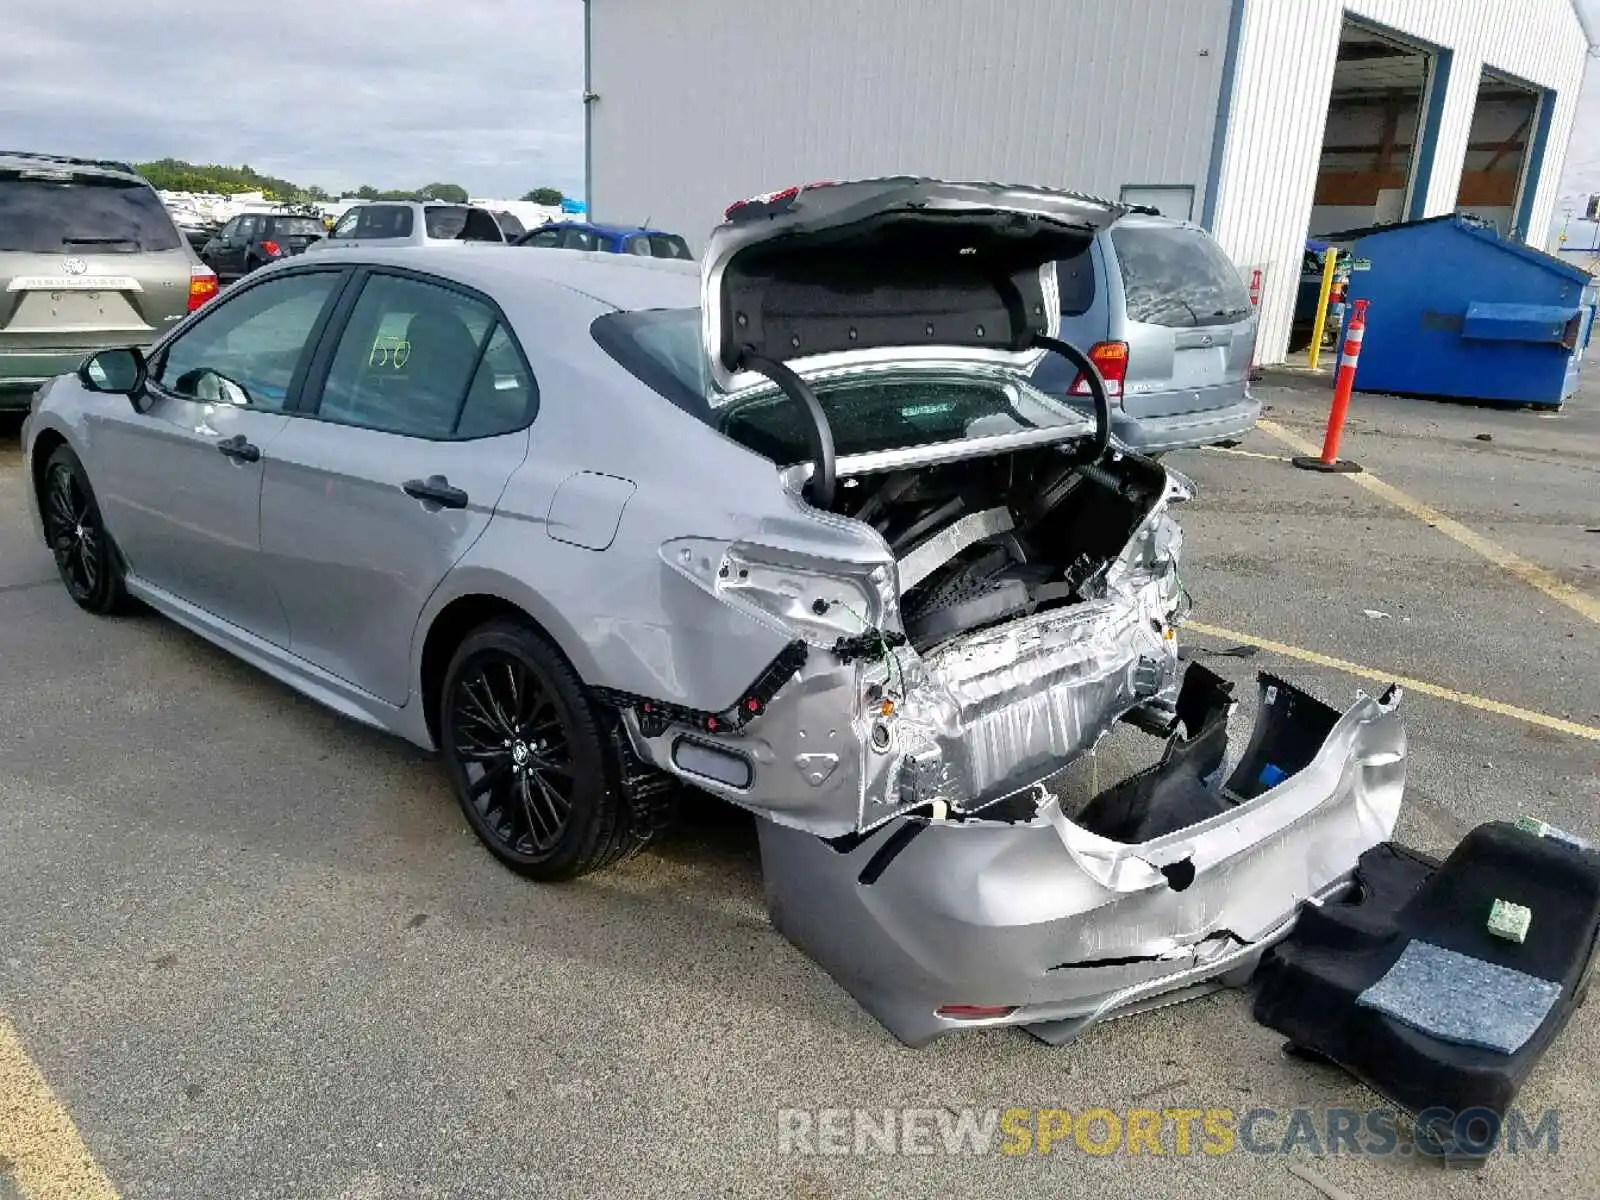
[1252,823,1600,1154]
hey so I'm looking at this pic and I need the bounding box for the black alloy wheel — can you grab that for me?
[40,445,129,615]
[440,620,636,881]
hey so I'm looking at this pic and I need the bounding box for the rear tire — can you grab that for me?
[439,619,638,881]
[39,445,131,615]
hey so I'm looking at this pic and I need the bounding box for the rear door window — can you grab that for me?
[1055,246,1096,316]
[313,272,530,439]
[521,228,562,248]
[0,174,182,252]
[351,206,414,239]
[647,234,693,260]
[1110,224,1251,328]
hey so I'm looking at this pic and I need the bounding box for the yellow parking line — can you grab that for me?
[0,1017,118,1200]
[1256,418,1600,625]
[1199,445,1291,462]
[1185,621,1600,742]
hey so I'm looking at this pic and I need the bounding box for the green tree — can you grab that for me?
[355,185,380,200]
[420,182,469,203]
[521,187,565,206]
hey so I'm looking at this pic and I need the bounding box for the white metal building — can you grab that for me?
[583,0,1593,363]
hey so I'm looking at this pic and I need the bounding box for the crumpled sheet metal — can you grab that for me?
[626,469,1187,839]
[874,493,1187,820]
[881,569,1181,816]
[756,676,1406,1047]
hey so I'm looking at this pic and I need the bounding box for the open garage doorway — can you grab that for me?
[1307,21,1437,237]
[1456,70,1543,236]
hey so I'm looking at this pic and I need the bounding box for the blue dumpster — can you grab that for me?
[1327,213,1597,408]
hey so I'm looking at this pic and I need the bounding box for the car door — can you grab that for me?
[259,267,535,702]
[222,216,257,279]
[90,267,350,644]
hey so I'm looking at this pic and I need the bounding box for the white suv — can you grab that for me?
[306,201,506,253]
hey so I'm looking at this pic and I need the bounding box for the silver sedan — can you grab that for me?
[22,179,1405,1046]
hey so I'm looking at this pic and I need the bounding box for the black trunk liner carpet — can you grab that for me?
[1252,823,1600,1155]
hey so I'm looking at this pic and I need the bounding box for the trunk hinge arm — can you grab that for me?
[1032,333,1113,465]
[737,350,838,508]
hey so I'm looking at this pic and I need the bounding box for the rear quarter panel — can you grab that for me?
[421,285,892,715]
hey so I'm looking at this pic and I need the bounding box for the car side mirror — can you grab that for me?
[79,347,147,406]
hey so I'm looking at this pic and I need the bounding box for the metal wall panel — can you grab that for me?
[590,0,1232,247]
[1212,0,1588,363]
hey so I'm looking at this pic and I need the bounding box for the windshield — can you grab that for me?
[1111,223,1252,328]
[592,307,1086,465]
[0,173,182,252]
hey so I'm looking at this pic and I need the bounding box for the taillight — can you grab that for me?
[724,185,801,222]
[260,239,282,257]
[187,266,218,312]
[937,1004,1017,1020]
[1067,340,1128,400]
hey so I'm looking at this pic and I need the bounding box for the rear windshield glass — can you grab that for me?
[592,307,1086,465]
[1111,224,1251,328]
[1055,246,1095,316]
[494,211,526,237]
[270,216,326,237]
[0,174,181,253]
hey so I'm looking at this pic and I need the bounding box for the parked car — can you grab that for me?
[1029,211,1261,453]
[516,220,693,259]
[491,210,526,239]
[175,217,222,255]
[20,179,1404,1048]
[304,201,507,253]
[0,151,218,409]
[200,210,328,282]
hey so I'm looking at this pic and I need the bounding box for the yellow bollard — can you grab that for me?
[1307,248,1339,370]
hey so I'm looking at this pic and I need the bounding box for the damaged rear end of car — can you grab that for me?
[596,178,1407,1045]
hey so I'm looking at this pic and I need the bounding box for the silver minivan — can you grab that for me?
[1030,212,1260,452]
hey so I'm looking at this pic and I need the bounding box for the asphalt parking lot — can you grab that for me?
[2,376,1597,1200]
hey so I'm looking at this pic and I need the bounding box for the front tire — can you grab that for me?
[439,619,636,881]
[40,445,130,615]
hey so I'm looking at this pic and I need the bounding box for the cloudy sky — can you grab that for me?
[0,0,584,201]
[1,0,1598,222]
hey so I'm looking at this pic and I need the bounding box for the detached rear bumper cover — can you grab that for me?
[757,671,1405,1046]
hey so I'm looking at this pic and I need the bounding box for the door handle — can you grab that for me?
[217,434,260,463]
[403,475,469,509]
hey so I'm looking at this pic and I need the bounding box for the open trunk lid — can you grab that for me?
[701,178,1124,395]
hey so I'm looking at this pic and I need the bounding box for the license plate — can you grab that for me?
[6,275,141,292]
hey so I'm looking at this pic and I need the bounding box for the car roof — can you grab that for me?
[542,221,678,238]
[299,243,700,311]
[342,200,488,212]
[0,150,145,183]
[1106,210,1202,234]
